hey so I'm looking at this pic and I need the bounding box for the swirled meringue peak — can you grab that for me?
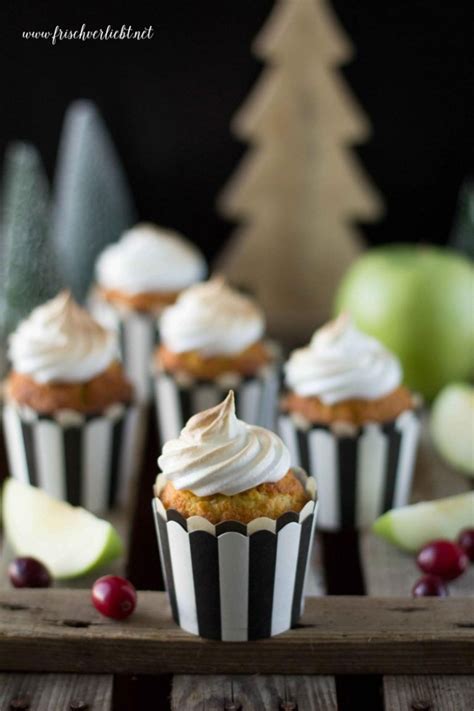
[8,291,118,384]
[95,222,206,294]
[158,390,290,496]
[160,277,265,355]
[284,313,402,404]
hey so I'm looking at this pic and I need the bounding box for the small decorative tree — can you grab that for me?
[216,0,384,344]
[450,180,474,259]
[53,100,136,302]
[0,142,61,376]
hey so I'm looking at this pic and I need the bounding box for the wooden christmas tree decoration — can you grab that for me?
[215,0,384,344]
[53,100,136,303]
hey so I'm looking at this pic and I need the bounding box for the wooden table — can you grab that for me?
[0,410,472,710]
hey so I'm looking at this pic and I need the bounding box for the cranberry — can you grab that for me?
[412,574,449,597]
[457,528,474,562]
[417,539,469,581]
[8,557,51,588]
[92,575,137,620]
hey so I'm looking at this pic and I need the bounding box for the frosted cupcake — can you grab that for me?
[3,291,142,512]
[278,313,421,530]
[91,222,206,401]
[153,391,317,640]
[153,278,280,443]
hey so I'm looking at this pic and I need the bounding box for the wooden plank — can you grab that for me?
[171,674,337,710]
[383,676,474,710]
[0,673,112,710]
[0,589,472,675]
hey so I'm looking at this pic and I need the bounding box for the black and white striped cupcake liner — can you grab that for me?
[278,409,421,531]
[154,363,280,444]
[152,469,317,641]
[2,400,145,513]
[89,293,158,404]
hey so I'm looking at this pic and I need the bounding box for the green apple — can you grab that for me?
[430,383,474,477]
[335,245,474,400]
[373,492,474,552]
[2,479,123,579]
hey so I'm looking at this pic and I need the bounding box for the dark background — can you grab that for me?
[1,0,473,260]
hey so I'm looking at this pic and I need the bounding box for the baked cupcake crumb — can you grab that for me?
[6,361,133,415]
[281,385,415,426]
[157,341,271,379]
[159,469,310,524]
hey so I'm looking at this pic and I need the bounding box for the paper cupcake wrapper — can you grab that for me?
[154,363,280,444]
[90,294,158,403]
[152,469,317,641]
[278,409,421,531]
[3,401,145,513]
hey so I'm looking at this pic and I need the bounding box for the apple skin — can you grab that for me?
[335,245,474,400]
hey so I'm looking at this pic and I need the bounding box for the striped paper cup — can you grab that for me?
[3,400,145,513]
[153,469,317,640]
[153,361,280,444]
[278,409,421,531]
[90,291,158,403]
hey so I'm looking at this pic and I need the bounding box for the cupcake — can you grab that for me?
[91,222,206,401]
[278,313,421,531]
[153,277,280,443]
[2,291,142,512]
[153,391,317,641]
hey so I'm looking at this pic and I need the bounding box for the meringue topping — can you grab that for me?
[159,278,265,355]
[8,291,118,383]
[158,391,290,496]
[95,222,207,294]
[284,313,402,404]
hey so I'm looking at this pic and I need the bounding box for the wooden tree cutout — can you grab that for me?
[215,0,384,345]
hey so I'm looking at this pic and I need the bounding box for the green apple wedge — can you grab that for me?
[430,383,474,477]
[2,479,123,579]
[373,492,474,552]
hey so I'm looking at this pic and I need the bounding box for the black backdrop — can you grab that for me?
[1,0,473,260]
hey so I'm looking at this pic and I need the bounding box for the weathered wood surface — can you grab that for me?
[0,673,112,710]
[171,675,337,711]
[0,590,472,675]
[383,676,474,711]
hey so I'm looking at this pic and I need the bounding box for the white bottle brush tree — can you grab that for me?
[216,0,384,344]
[53,100,136,303]
[0,143,61,377]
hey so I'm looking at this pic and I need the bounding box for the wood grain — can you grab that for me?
[0,673,112,710]
[0,590,472,675]
[171,675,337,710]
[383,676,474,711]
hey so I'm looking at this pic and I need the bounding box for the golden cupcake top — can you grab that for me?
[8,291,118,384]
[159,277,265,356]
[284,313,403,404]
[157,390,290,496]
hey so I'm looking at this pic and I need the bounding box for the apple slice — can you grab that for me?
[430,383,474,477]
[2,479,123,579]
[373,492,474,552]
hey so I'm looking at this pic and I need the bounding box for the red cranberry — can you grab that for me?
[417,539,469,581]
[457,528,474,562]
[92,575,137,620]
[8,557,51,588]
[412,574,449,597]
